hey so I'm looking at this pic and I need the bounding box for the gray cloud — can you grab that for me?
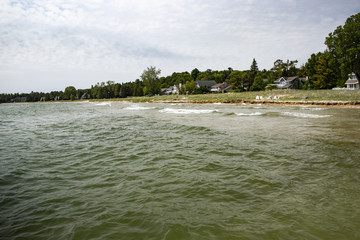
[1,0,359,92]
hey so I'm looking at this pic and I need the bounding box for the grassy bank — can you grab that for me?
[91,89,360,105]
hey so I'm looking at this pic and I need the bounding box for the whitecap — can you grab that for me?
[283,112,331,118]
[235,112,263,116]
[213,102,222,105]
[125,105,155,110]
[95,102,111,106]
[159,108,218,114]
[301,107,327,111]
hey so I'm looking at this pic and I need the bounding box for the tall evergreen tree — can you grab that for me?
[250,58,259,72]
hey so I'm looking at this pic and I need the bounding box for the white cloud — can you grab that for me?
[0,0,359,92]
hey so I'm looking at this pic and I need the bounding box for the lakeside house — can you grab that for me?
[12,97,27,102]
[196,80,217,89]
[161,84,182,95]
[211,82,233,93]
[345,72,360,89]
[274,76,307,89]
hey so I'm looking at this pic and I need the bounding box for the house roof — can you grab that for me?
[212,83,223,88]
[212,82,230,88]
[223,85,233,91]
[196,80,217,88]
[274,77,298,83]
[345,79,359,84]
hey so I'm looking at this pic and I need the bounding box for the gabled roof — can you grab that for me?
[345,72,359,84]
[211,82,233,92]
[196,80,217,88]
[212,83,223,88]
[211,82,230,88]
[274,76,298,83]
[222,85,233,91]
[345,79,359,84]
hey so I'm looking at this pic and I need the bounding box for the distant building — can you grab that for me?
[195,80,217,89]
[274,76,307,89]
[161,84,182,95]
[211,82,233,93]
[345,72,360,89]
[13,97,27,102]
[81,93,90,99]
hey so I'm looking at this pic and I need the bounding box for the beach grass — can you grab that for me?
[92,89,360,104]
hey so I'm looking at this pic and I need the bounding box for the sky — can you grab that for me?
[0,0,359,93]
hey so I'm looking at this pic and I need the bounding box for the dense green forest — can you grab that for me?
[1,13,359,103]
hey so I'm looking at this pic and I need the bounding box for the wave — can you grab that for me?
[283,112,331,118]
[125,105,155,110]
[94,102,111,106]
[235,112,263,116]
[301,107,327,111]
[159,108,218,114]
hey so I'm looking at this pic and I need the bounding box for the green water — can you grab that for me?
[1,102,360,240]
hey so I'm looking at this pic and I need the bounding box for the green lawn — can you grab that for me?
[96,89,360,104]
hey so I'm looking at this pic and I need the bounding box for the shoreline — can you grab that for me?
[149,99,360,108]
[3,99,360,108]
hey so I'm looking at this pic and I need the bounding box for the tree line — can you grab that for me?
[1,12,358,103]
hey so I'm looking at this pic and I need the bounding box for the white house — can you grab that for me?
[345,72,360,89]
[161,84,182,95]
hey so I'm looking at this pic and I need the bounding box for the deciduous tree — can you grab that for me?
[325,12,360,82]
[64,86,76,100]
[141,66,161,96]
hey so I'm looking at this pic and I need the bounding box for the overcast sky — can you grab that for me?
[1,0,359,93]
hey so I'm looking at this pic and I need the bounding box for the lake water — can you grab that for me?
[1,101,360,240]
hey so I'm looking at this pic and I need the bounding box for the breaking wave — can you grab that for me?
[235,112,263,116]
[125,105,156,110]
[94,102,111,106]
[301,107,327,111]
[283,112,331,118]
[159,108,218,114]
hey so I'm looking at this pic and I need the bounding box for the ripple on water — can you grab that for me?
[1,102,360,239]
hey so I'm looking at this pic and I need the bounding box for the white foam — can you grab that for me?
[301,107,326,111]
[95,102,111,106]
[125,105,155,110]
[283,112,331,118]
[159,108,218,114]
[213,102,222,105]
[235,112,263,116]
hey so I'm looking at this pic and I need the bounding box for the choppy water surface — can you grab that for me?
[1,102,360,240]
